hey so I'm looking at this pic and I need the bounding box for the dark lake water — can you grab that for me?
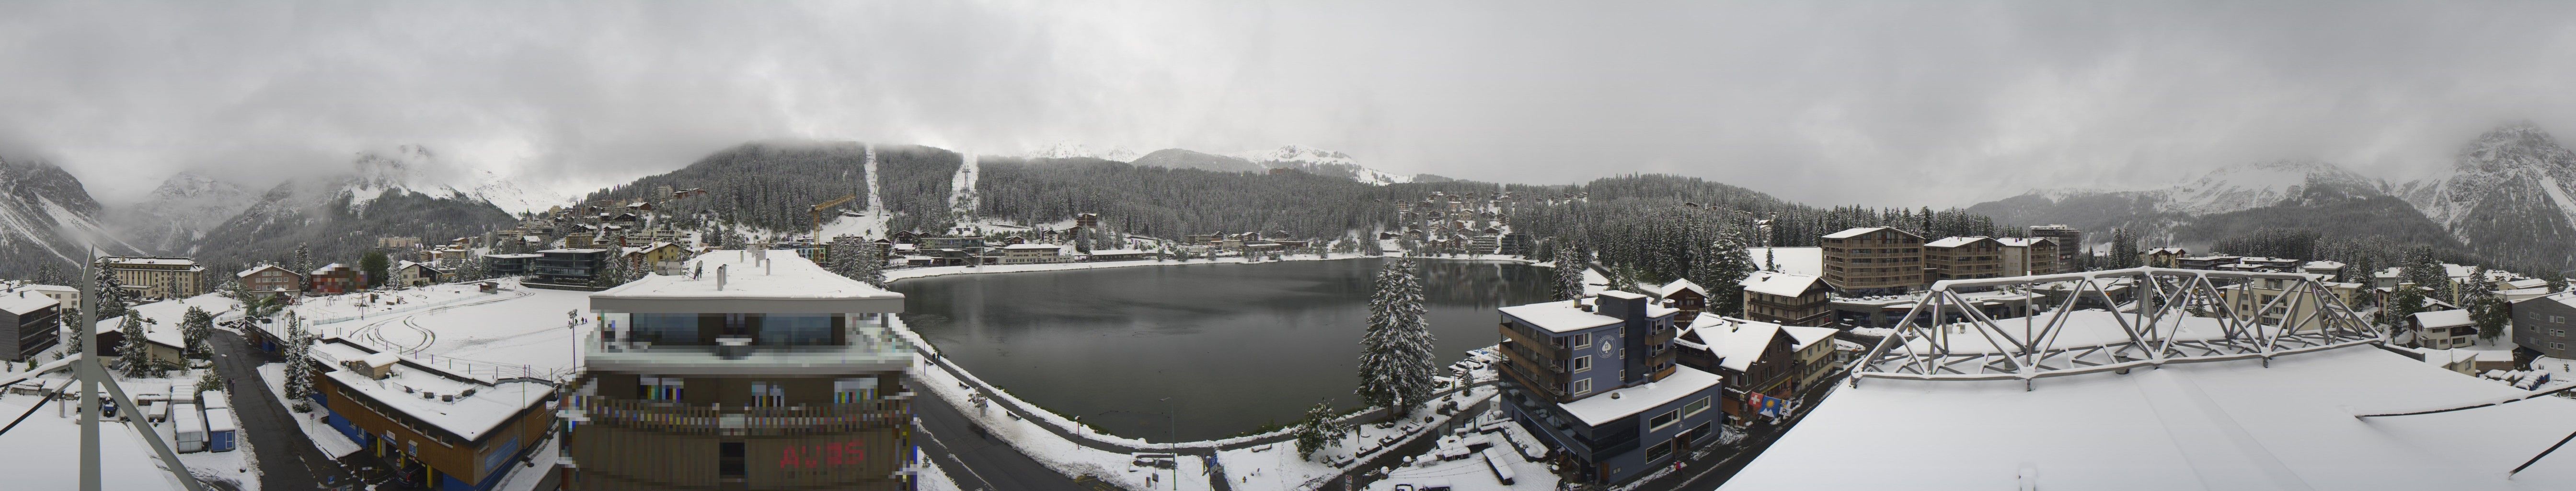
[892,257,1551,442]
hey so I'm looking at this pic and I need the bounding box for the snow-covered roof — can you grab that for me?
[1739,271,1823,298]
[1822,226,1897,239]
[1497,301,1623,334]
[310,338,553,442]
[103,257,197,267]
[2144,247,2189,254]
[1992,237,2051,247]
[2413,309,2472,328]
[1001,243,1061,250]
[1558,365,1721,427]
[97,294,242,349]
[592,249,902,314]
[2504,278,2550,290]
[311,263,350,275]
[1923,236,1991,248]
[2303,260,2347,270]
[1682,316,1783,372]
[1781,325,1836,351]
[1083,248,1150,255]
[482,253,541,259]
[1745,247,1824,277]
[1653,279,1708,299]
[1720,345,2576,490]
[17,284,74,294]
[539,248,609,254]
[236,264,296,278]
[0,292,55,315]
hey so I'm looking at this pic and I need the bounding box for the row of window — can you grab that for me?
[634,375,882,406]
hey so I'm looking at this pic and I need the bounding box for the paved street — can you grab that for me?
[210,329,357,491]
[912,382,1092,491]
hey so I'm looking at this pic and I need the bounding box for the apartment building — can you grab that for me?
[0,290,60,362]
[569,249,913,491]
[1995,237,2058,276]
[1819,227,1924,292]
[1923,236,2004,282]
[2217,276,2361,330]
[101,257,206,300]
[2514,292,2576,360]
[2026,225,2083,265]
[1495,291,1724,485]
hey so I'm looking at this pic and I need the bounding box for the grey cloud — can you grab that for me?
[3,1,2575,207]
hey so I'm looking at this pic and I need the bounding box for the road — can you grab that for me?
[912,382,1093,491]
[210,329,356,491]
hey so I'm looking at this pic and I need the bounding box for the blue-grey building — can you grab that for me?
[1496,290,1727,484]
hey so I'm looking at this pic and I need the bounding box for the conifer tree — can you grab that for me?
[853,240,887,288]
[282,311,315,411]
[1291,398,1352,461]
[93,266,129,321]
[117,315,157,377]
[293,243,313,277]
[60,304,81,354]
[2472,294,2511,341]
[1552,245,1585,301]
[181,306,214,361]
[1694,234,1757,317]
[1357,260,1437,418]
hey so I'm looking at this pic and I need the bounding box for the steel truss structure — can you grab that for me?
[1850,267,2383,388]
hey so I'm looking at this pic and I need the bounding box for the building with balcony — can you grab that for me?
[2142,247,2190,269]
[309,263,364,294]
[1923,236,2004,282]
[100,256,206,300]
[1495,291,1724,485]
[526,249,610,291]
[1738,271,1830,327]
[2217,276,2361,331]
[1675,316,1795,425]
[2513,292,2576,360]
[569,248,913,491]
[236,263,305,297]
[999,243,1070,265]
[0,290,60,362]
[2026,224,2083,265]
[1649,279,1709,325]
[1995,237,2058,276]
[2177,255,2244,270]
[1819,227,1924,293]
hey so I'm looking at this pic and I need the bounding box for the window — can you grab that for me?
[1570,333,1592,349]
[720,442,746,477]
[632,314,698,344]
[759,314,835,346]
[750,382,785,407]
[1649,409,1681,431]
[1570,378,1592,396]
[1646,441,1673,462]
[639,375,685,401]
[834,377,878,404]
[1572,355,1592,373]
[1684,397,1711,417]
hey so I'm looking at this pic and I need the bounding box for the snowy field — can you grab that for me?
[290,282,502,327]
[1214,386,1500,491]
[302,280,586,381]
[0,388,203,491]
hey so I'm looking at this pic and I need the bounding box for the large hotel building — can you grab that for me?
[566,248,914,491]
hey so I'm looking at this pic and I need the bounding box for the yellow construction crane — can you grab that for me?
[811,194,856,238]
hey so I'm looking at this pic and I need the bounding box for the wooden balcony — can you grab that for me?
[578,397,908,436]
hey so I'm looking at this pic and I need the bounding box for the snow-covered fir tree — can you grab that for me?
[116,315,158,377]
[1291,398,1352,461]
[282,311,315,411]
[1552,245,1586,301]
[1356,260,1437,417]
[1694,234,1757,316]
[594,256,635,289]
[181,306,214,360]
[853,240,886,287]
[60,304,81,353]
[293,242,313,276]
[93,265,129,321]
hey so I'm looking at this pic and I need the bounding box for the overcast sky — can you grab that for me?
[6,1,2576,207]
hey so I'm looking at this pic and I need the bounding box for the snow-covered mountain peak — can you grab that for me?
[1228,145,1412,185]
[1230,145,1358,167]
[2457,122,2576,173]
[2160,159,2382,216]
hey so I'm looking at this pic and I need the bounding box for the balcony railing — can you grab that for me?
[585,329,913,374]
[579,397,907,436]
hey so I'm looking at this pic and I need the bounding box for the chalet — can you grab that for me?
[1780,325,1840,390]
[1651,279,1710,324]
[308,263,364,294]
[391,261,442,288]
[2301,260,2348,278]
[1075,212,1099,229]
[2141,247,2190,268]
[236,264,305,297]
[1675,316,1799,427]
[1738,272,1831,326]
[2411,309,2475,350]
[624,242,690,275]
[92,295,235,367]
[890,230,920,244]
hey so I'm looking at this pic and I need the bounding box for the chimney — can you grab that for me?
[717,264,728,291]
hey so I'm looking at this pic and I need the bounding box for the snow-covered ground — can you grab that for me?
[911,351,1215,491]
[290,282,505,327]
[1216,386,1500,491]
[919,452,963,491]
[0,386,203,490]
[298,281,586,381]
